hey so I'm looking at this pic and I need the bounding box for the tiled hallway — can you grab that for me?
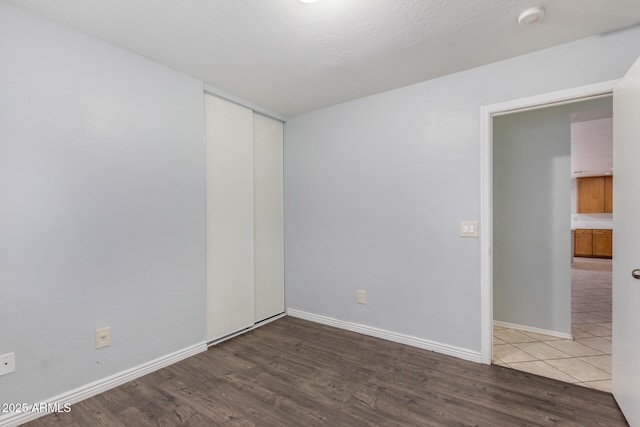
[492,258,612,392]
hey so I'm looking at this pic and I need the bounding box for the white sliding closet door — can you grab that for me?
[253,114,285,322]
[205,95,254,342]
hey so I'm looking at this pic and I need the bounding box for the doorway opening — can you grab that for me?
[489,97,613,390]
[479,81,618,388]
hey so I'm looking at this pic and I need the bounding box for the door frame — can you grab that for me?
[479,80,619,364]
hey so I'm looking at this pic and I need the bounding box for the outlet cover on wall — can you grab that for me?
[95,326,111,349]
[0,352,15,376]
[357,290,367,304]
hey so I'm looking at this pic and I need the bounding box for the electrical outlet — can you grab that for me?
[95,327,111,349]
[0,352,15,376]
[357,290,367,304]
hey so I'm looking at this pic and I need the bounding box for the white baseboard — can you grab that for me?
[493,320,573,340]
[0,342,207,427]
[287,309,481,363]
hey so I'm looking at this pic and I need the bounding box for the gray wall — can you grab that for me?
[284,25,640,352]
[493,105,573,334]
[0,4,206,404]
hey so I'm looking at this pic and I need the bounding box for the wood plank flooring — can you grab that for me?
[27,317,628,426]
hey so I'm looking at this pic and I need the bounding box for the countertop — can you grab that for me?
[571,224,613,230]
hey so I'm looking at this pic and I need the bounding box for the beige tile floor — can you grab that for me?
[493,258,612,392]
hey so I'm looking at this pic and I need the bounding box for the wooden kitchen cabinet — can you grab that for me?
[577,176,613,213]
[604,175,613,213]
[574,229,593,257]
[574,228,612,258]
[593,229,613,257]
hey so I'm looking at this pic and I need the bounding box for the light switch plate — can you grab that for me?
[460,220,479,237]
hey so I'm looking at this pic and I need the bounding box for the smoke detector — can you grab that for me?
[518,7,545,25]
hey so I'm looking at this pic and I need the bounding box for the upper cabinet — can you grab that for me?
[577,176,613,213]
[604,175,613,213]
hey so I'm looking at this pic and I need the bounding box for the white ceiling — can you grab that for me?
[7,0,640,116]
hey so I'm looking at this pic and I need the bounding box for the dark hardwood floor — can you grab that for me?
[28,317,627,426]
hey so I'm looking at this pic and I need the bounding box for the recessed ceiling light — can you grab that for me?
[298,0,319,3]
[518,7,545,25]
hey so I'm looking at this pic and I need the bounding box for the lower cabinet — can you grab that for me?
[574,229,593,257]
[574,229,612,258]
[593,229,613,258]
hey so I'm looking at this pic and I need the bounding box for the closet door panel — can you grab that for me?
[253,113,285,322]
[205,95,254,341]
